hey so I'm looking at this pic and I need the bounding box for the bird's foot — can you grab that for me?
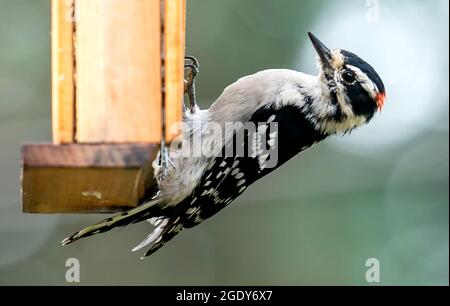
[158,140,176,181]
[184,56,200,114]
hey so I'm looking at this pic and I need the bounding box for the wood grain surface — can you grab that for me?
[164,0,186,142]
[51,0,75,144]
[21,143,159,213]
[75,0,162,143]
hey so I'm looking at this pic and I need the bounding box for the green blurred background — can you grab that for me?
[0,0,448,285]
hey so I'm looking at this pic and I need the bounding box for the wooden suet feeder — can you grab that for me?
[21,0,186,213]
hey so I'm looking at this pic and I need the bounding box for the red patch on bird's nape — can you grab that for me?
[376,92,386,111]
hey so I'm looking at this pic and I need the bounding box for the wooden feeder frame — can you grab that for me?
[21,0,186,213]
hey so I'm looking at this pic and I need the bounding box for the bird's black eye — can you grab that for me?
[342,70,356,84]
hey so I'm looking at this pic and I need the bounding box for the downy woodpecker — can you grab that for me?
[62,33,386,258]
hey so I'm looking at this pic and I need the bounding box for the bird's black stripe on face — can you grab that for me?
[340,50,385,94]
[338,50,384,120]
[344,81,377,120]
[330,90,343,121]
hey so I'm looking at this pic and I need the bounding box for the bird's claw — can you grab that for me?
[160,56,199,180]
[185,56,199,70]
[158,140,176,181]
[184,56,200,114]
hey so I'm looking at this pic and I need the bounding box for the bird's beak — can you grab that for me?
[308,32,333,69]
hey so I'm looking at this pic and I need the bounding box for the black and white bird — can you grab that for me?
[62,33,386,258]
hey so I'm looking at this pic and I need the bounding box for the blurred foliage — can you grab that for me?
[0,0,448,285]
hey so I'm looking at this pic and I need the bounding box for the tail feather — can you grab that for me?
[131,218,168,252]
[61,198,163,246]
[141,218,184,258]
[62,196,185,258]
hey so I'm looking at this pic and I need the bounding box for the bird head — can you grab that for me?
[308,32,386,131]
